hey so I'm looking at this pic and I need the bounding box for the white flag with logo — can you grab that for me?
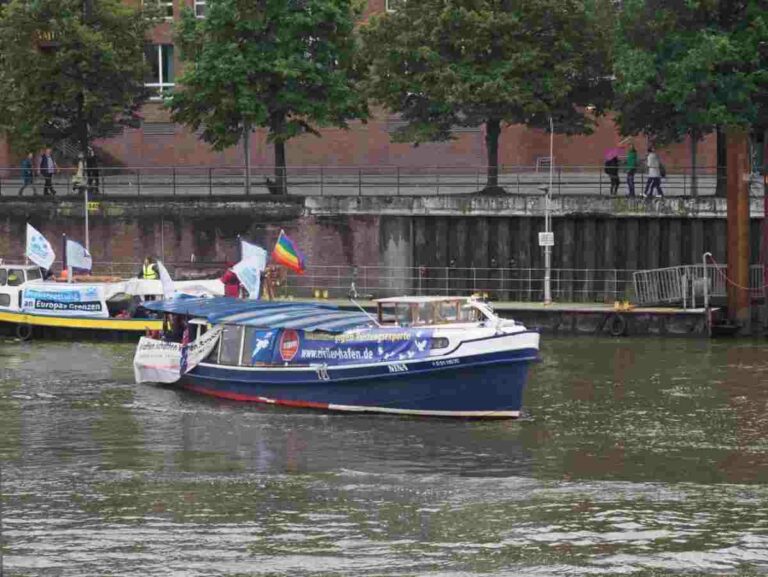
[65,239,92,271]
[156,260,176,300]
[234,242,267,299]
[241,239,266,263]
[25,223,55,270]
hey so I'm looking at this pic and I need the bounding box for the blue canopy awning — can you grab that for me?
[142,296,373,334]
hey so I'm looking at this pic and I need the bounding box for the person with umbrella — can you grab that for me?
[604,147,621,196]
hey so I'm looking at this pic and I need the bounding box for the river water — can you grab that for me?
[1,337,768,576]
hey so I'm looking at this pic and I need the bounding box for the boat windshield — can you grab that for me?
[7,269,24,287]
[378,299,480,327]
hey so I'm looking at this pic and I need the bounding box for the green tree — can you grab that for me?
[0,0,155,161]
[613,0,768,196]
[359,0,613,193]
[169,0,367,195]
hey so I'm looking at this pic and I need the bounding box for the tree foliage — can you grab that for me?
[359,0,614,191]
[613,0,768,194]
[0,0,156,155]
[169,0,367,194]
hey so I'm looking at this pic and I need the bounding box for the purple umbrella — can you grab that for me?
[604,147,623,161]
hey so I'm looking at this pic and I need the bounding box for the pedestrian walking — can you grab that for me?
[625,144,637,197]
[39,147,57,196]
[18,152,37,196]
[604,155,620,195]
[644,146,664,198]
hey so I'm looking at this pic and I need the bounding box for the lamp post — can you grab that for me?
[543,116,554,304]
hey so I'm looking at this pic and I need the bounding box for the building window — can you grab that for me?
[386,0,405,12]
[145,44,175,100]
[194,0,206,18]
[159,0,173,19]
[142,0,173,19]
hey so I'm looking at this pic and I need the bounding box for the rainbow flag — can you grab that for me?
[271,229,306,274]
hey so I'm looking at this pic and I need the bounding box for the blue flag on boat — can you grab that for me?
[65,239,92,271]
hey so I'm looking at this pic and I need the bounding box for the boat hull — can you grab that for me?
[179,344,538,418]
[0,309,161,341]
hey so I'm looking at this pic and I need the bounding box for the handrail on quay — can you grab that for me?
[0,164,759,197]
[89,261,638,303]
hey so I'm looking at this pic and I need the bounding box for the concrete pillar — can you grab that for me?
[471,218,490,294]
[495,218,511,300]
[582,218,596,302]
[647,220,660,270]
[668,219,683,267]
[690,220,704,267]
[625,218,639,276]
[561,218,576,301]
[413,217,429,295]
[434,217,449,295]
[515,217,531,300]
[602,219,617,302]
[379,216,413,296]
[452,218,469,293]
[726,128,751,330]
[714,219,728,262]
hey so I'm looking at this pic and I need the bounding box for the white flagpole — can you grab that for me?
[84,186,90,252]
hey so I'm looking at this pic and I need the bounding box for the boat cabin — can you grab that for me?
[0,264,45,310]
[376,296,494,328]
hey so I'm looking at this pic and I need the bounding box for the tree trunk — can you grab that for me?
[484,117,501,192]
[270,113,287,195]
[274,139,286,195]
[243,123,251,196]
[689,133,698,198]
[716,126,727,197]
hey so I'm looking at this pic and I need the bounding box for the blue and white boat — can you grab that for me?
[134,296,540,418]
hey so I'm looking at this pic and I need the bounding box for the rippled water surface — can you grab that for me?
[2,337,768,576]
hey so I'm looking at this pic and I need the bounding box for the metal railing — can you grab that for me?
[83,261,636,303]
[0,164,759,198]
[634,264,767,307]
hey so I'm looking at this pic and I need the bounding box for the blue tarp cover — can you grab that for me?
[142,296,373,334]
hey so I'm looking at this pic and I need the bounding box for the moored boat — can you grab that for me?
[0,263,223,340]
[134,295,541,418]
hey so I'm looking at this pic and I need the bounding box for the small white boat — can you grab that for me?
[0,263,224,340]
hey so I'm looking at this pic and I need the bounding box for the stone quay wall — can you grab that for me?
[0,194,764,300]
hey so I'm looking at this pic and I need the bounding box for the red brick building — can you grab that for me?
[0,0,715,170]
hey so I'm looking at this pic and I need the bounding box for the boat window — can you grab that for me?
[395,303,412,326]
[415,302,433,325]
[0,269,6,286]
[218,325,243,366]
[0,294,9,307]
[7,269,24,287]
[458,305,480,322]
[26,268,42,281]
[430,337,449,350]
[438,301,459,322]
[379,303,397,325]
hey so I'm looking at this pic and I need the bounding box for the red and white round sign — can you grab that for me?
[279,329,300,362]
